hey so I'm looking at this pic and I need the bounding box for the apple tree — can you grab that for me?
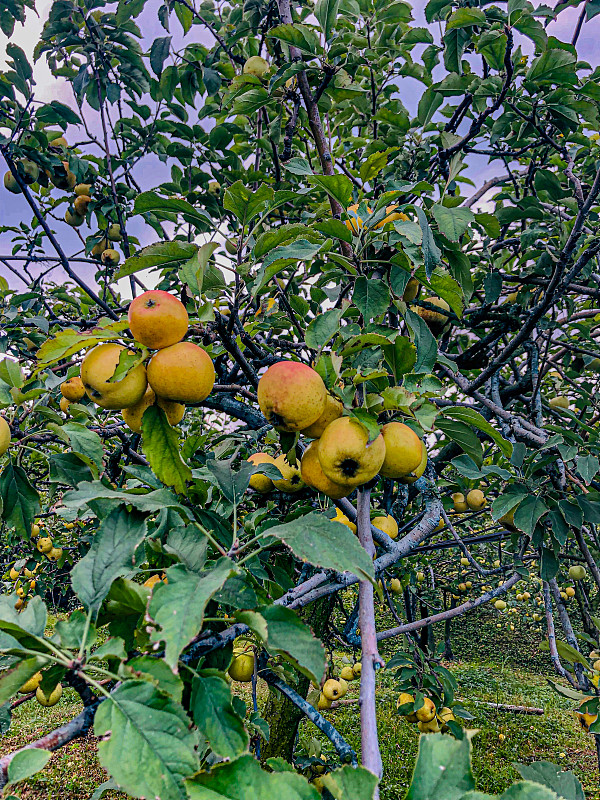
[0,0,600,795]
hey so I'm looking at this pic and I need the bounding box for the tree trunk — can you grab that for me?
[260,595,335,763]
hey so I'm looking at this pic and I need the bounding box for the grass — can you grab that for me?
[2,610,598,798]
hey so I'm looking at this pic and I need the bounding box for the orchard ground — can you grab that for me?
[4,610,597,800]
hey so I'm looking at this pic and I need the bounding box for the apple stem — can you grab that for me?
[357,487,384,791]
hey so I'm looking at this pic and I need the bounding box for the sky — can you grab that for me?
[0,1,597,297]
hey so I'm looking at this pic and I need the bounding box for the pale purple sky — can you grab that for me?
[0,1,597,295]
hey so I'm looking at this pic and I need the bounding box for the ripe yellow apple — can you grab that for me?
[247,452,277,493]
[390,577,402,593]
[322,679,343,701]
[3,171,21,194]
[19,671,42,694]
[272,454,305,493]
[467,489,486,510]
[337,677,348,698]
[398,440,428,484]
[494,599,507,611]
[147,342,215,404]
[59,396,71,414]
[300,441,350,499]
[549,395,569,410]
[300,394,343,439]
[452,492,468,512]
[374,205,409,229]
[418,717,442,733]
[565,586,575,597]
[228,652,255,682]
[411,297,450,334]
[107,223,122,241]
[122,387,184,434]
[340,665,355,681]
[438,707,455,725]
[379,422,423,479]
[397,692,414,711]
[0,417,11,456]
[101,248,120,267]
[460,557,469,566]
[9,567,20,581]
[128,290,189,350]
[332,508,357,533]
[51,161,76,190]
[569,565,586,581]
[73,194,91,216]
[208,180,221,196]
[243,56,270,78]
[36,683,63,707]
[31,523,40,538]
[345,203,372,232]
[317,693,332,710]
[317,417,386,487]
[61,376,86,401]
[81,343,147,409]
[75,183,91,196]
[372,514,398,539]
[257,361,326,432]
[65,209,84,227]
[352,662,361,677]
[47,547,63,562]
[415,697,436,722]
[37,537,53,554]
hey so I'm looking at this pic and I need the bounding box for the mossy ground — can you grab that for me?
[2,609,598,798]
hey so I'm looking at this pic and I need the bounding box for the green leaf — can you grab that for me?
[360,148,398,183]
[418,87,444,126]
[315,0,340,40]
[186,753,319,799]
[353,277,390,321]
[432,204,474,242]
[116,241,199,279]
[442,407,513,458]
[61,422,104,473]
[383,336,417,382]
[321,765,379,799]
[223,181,273,225]
[429,268,463,319]
[0,462,40,539]
[513,495,548,535]
[132,191,212,228]
[254,224,314,258]
[313,218,352,244]
[179,243,221,296]
[267,511,374,583]
[446,7,486,28]
[268,24,323,55]
[142,406,192,495]
[62,482,187,517]
[526,49,577,85]
[491,487,529,522]
[71,507,147,617]
[191,672,249,758]
[150,36,172,76]
[305,308,343,350]
[164,526,208,572]
[437,418,483,467]
[262,605,325,683]
[36,324,128,366]
[406,733,475,800]
[514,762,584,800]
[7,748,51,785]
[577,454,599,485]
[124,655,184,701]
[94,681,198,800]
[404,309,437,374]
[501,781,561,800]
[307,174,353,209]
[415,207,441,279]
[149,559,235,668]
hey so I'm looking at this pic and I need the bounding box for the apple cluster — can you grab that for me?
[248,361,428,500]
[59,291,215,431]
